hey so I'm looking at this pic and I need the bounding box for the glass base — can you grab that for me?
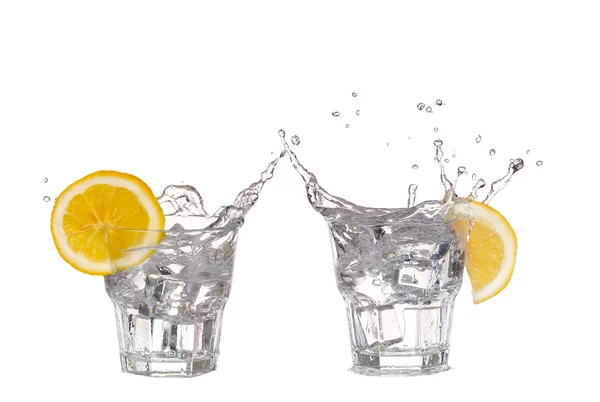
[120,353,218,377]
[351,348,450,376]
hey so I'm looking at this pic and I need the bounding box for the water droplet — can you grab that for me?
[444,158,449,163]
[458,166,466,174]
[270,151,274,155]
[278,129,286,138]
[526,150,531,154]
[346,124,350,128]
[352,92,358,97]
[472,173,477,180]
[434,139,443,147]
[332,111,340,117]
[433,127,438,132]
[386,142,390,146]
[536,160,543,166]
[372,279,382,286]
[291,135,300,146]
[43,178,48,183]
[452,153,456,158]
[425,106,433,113]
[408,137,412,140]
[435,99,443,106]
[476,135,482,143]
[412,164,419,170]
[43,196,51,202]
[489,148,496,156]
[417,103,425,110]
[356,110,360,116]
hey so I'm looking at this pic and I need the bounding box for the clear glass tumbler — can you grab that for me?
[329,215,465,375]
[104,224,240,377]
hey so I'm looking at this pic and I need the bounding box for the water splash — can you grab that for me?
[407,184,418,208]
[433,140,453,195]
[482,158,524,204]
[469,179,486,200]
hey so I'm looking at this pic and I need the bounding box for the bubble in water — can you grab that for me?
[458,166,466,174]
[526,150,531,154]
[43,178,48,183]
[434,139,443,147]
[291,135,301,146]
[435,99,442,106]
[43,196,51,202]
[536,160,543,166]
[433,127,438,132]
[472,173,477,180]
[412,164,419,170]
[278,129,286,138]
[352,92,358,97]
[444,159,449,163]
[372,279,382,286]
[417,103,425,110]
[356,110,360,115]
[425,106,433,113]
[476,135,482,143]
[489,148,496,156]
[332,111,340,117]
[346,124,350,128]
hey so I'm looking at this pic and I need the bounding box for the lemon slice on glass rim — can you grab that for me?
[50,170,165,275]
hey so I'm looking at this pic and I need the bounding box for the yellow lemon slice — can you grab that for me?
[451,201,517,304]
[50,171,165,275]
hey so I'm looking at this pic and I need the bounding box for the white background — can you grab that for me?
[1,1,598,400]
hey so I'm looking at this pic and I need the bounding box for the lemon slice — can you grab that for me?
[51,171,165,275]
[451,201,517,304]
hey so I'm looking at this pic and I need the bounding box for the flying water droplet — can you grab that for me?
[332,111,340,117]
[43,196,51,202]
[425,106,433,113]
[352,92,358,97]
[346,124,350,128]
[489,149,496,156]
[433,127,438,132]
[435,99,443,106]
[417,103,425,110]
[434,139,443,147]
[356,110,360,115]
[526,150,531,154]
[476,135,482,143]
[270,151,274,155]
[483,158,525,204]
[372,279,382,286]
[412,164,419,170]
[386,142,389,146]
[408,137,412,140]
[43,178,48,183]
[407,184,418,208]
[444,159,449,163]
[458,166,466,174]
[472,173,477,180]
[536,160,543,166]
[469,179,486,200]
[291,135,301,146]
[278,129,286,138]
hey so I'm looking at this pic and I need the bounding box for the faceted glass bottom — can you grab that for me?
[352,348,449,376]
[120,353,217,377]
